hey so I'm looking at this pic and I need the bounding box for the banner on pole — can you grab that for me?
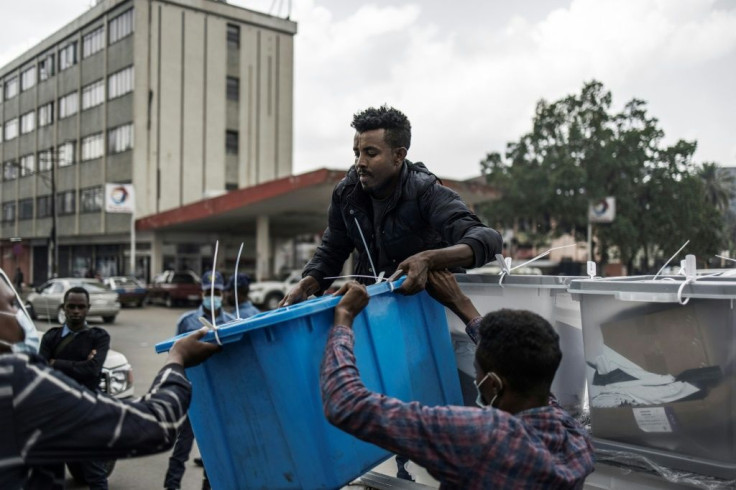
[589,197,615,223]
[105,184,135,214]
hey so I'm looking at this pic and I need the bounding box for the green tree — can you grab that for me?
[699,162,736,212]
[480,80,726,272]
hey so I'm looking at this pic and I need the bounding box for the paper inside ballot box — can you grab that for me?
[592,305,736,459]
[600,305,714,376]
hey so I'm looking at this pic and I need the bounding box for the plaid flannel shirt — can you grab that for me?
[320,317,594,489]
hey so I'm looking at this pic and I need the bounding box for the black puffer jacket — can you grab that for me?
[303,160,502,292]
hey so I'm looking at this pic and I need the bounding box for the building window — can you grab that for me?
[39,53,55,81]
[82,79,104,110]
[38,149,53,171]
[4,76,18,100]
[58,142,75,167]
[81,133,104,161]
[4,119,18,141]
[109,9,134,44]
[227,76,239,101]
[59,42,77,71]
[108,124,133,154]
[38,102,54,127]
[18,199,33,220]
[2,202,16,223]
[227,24,240,49]
[57,191,76,215]
[19,154,35,177]
[59,91,79,118]
[226,130,239,154]
[3,161,18,181]
[83,26,105,58]
[37,195,52,218]
[108,66,134,99]
[20,111,35,134]
[20,66,36,91]
[81,186,103,212]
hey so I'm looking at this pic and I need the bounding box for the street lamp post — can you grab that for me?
[49,151,58,278]
[33,151,59,279]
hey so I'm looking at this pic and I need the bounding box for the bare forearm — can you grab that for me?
[421,244,474,270]
[448,297,481,325]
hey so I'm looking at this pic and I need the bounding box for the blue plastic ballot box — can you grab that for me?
[155,278,462,489]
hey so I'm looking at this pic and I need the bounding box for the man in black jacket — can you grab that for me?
[282,105,502,304]
[39,286,112,489]
[280,105,502,481]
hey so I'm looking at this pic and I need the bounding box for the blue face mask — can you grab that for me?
[0,309,40,354]
[202,295,223,312]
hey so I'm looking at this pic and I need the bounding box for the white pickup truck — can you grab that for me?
[249,270,348,310]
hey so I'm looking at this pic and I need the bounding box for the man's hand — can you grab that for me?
[167,327,222,368]
[333,281,369,328]
[87,349,97,361]
[426,270,480,324]
[396,252,430,295]
[279,276,320,307]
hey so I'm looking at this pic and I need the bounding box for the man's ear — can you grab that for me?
[394,147,407,165]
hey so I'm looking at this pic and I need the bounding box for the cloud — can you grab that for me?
[285,0,736,178]
[3,0,734,179]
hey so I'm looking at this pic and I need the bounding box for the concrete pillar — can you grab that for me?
[151,233,163,277]
[256,215,271,281]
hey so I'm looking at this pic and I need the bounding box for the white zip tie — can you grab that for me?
[354,217,379,283]
[677,277,695,305]
[716,255,736,263]
[675,271,722,305]
[198,316,222,346]
[653,240,690,280]
[210,240,219,331]
[324,274,383,281]
[510,244,577,272]
[233,242,244,320]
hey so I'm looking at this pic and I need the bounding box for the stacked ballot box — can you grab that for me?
[570,276,736,479]
[156,278,462,489]
[451,273,587,415]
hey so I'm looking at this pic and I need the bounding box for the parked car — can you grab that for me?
[248,270,301,310]
[104,276,148,307]
[147,270,202,307]
[249,270,349,310]
[25,278,121,324]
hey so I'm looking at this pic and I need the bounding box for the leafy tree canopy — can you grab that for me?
[479,80,731,271]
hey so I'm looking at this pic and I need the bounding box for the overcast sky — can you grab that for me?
[2,0,735,179]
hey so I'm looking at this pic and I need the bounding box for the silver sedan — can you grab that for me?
[25,278,121,324]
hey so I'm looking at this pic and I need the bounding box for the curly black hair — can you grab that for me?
[351,105,411,150]
[476,309,562,395]
[64,285,90,305]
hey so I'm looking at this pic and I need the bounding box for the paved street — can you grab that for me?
[44,303,436,489]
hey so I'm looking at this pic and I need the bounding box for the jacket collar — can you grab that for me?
[346,160,409,213]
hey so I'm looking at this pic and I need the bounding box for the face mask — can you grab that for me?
[0,309,40,354]
[202,295,222,312]
[474,372,503,408]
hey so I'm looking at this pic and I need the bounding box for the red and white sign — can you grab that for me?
[105,184,135,214]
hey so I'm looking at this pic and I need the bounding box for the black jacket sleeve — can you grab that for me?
[7,356,191,465]
[302,190,355,292]
[420,183,502,268]
[51,328,110,389]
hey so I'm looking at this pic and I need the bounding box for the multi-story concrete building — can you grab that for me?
[0,0,296,285]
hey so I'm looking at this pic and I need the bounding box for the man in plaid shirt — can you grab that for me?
[321,271,594,489]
